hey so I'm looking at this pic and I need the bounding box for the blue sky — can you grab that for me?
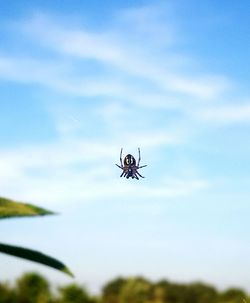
[0,0,250,293]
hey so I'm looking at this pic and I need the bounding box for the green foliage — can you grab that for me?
[56,284,95,303]
[101,277,126,303]
[100,276,250,303]
[0,243,73,277]
[0,282,16,303]
[16,272,51,303]
[220,288,247,303]
[1,272,250,303]
[0,197,54,219]
[161,282,188,303]
[184,282,218,303]
[149,280,170,303]
[119,277,151,303]
[0,196,73,277]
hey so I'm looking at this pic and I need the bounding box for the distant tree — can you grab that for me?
[220,288,247,303]
[119,277,151,303]
[164,282,188,303]
[56,283,96,303]
[16,272,51,303]
[150,281,218,303]
[184,282,218,303]
[101,277,126,303]
[149,280,170,303]
[2,272,250,303]
[0,282,16,303]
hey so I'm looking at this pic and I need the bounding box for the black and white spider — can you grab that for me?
[116,148,147,179]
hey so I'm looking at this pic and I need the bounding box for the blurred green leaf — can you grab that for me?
[0,197,54,219]
[0,243,74,277]
[0,196,73,277]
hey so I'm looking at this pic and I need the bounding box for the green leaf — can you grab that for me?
[0,243,74,278]
[0,197,54,219]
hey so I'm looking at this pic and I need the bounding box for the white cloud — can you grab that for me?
[0,162,209,208]
[0,55,129,98]
[0,7,239,210]
[195,103,250,123]
[0,132,208,208]
[116,4,176,45]
[15,11,230,100]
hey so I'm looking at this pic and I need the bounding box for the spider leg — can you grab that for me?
[134,173,139,180]
[138,165,147,169]
[116,164,123,169]
[123,172,128,178]
[120,171,125,177]
[120,148,123,167]
[136,171,145,178]
[137,147,141,166]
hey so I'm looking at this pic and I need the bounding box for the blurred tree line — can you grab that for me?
[0,272,249,303]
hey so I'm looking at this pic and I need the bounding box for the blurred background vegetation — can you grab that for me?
[0,272,249,303]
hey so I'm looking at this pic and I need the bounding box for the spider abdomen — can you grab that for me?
[124,154,136,166]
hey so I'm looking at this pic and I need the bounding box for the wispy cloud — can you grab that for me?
[0,130,209,208]
[0,55,129,98]
[0,155,209,208]
[194,103,250,123]
[0,6,243,210]
[9,10,229,101]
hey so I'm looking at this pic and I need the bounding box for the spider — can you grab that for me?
[116,148,147,179]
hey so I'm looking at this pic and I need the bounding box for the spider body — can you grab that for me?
[116,148,147,179]
[124,154,136,166]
